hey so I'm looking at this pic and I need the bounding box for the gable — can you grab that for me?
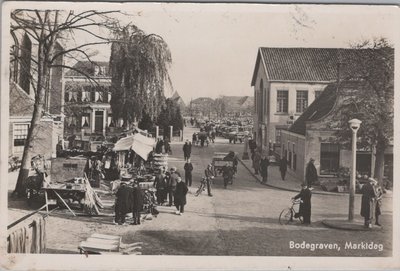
[10,81,34,116]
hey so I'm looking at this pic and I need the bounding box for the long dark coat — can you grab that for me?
[253,152,261,171]
[116,185,132,214]
[294,188,312,218]
[174,181,188,206]
[131,186,143,212]
[305,161,318,186]
[279,158,287,173]
[360,182,377,219]
[260,158,269,178]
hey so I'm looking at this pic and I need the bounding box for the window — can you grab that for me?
[258,80,264,122]
[277,90,288,113]
[296,90,308,113]
[315,90,323,99]
[82,113,90,128]
[13,124,29,153]
[320,143,340,175]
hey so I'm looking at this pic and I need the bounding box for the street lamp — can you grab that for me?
[348,118,362,221]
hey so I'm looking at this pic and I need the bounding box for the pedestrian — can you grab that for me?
[183,140,190,161]
[164,139,171,155]
[174,177,188,215]
[131,180,143,225]
[164,171,171,205]
[360,178,378,228]
[249,139,257,159]
[260,154,269,183]
[114,182,131,225]
[155,138,163,154]
[222,163,234,188]
[252,150,261,175]
[192,133,197,146]
[153,168,166,205]
[184,158,194,187]
[292,184,312,225]
[167,167,179,206]
[305,158,318,188]
[374,181,383,226]
[204,164,215,197]
[279,156,288,181]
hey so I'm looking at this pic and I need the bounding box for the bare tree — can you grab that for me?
[10,9,121,196]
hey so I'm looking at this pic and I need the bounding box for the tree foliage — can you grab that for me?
[109,25,172,127]
[329,38,394,183]
[156,98,183,137]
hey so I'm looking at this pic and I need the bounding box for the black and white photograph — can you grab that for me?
[0,1,399,270]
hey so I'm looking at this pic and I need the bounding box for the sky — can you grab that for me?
[15,2,399,104]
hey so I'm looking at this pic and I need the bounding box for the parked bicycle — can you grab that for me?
[194,177,207,196]
[279,199,303,225]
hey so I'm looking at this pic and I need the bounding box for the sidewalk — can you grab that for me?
[240,157,351,196]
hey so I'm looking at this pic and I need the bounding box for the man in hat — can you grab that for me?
[167,167,179,206]
[305,158,318,188]
[360,178,378,228]
[131,180,143,225]
[154,168,166,205]
[184,159,194,187]
[115,182,132,225]
[204,164,215,197]
[260,154,270,183]
[292,184,312,225]
[183,140,191,161]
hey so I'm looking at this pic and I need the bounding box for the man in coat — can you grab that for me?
[204,164,215,197]
[114,182,132,225]
[167,167,179,206]
[153,169,166,205]
[183,140,191,161]
[293,184,312,225]
[305,158,318,188]
[174,177,188,215]
[184,159,194,187]
[260,155,269,183]
[360,178,378,228]
[279,156,288,181]
[131,181,143,225]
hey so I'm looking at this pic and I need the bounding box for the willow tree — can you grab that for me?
[109,25,172,128]
[10,9,120,197]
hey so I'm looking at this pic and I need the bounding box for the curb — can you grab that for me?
[238,158,351,196]
[321,219,383,232]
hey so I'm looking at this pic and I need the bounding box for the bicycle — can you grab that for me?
[279,199,303,225]
[195,177,211,196]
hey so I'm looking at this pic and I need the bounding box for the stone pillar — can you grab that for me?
[169,126,173,141]
[156,126,159,139]
[180,130,183,141]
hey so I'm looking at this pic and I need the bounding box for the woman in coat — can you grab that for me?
[260,155,269,183]
[361,178,378,228]
[293,184,312,224]
[174,177,188,215]
[279,156,288,181]
[252,151,261,175]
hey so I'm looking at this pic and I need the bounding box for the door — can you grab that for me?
[95,111,104,132]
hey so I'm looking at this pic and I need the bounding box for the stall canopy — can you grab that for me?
[113,133,155,161]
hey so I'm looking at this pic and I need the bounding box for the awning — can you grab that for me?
[113,133,155,161]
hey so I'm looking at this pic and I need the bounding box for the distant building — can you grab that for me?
[63,61,113,146]
[219,96,254,117]
[9,31,64,159]
[251,47,356,152]
[189,97,215,118]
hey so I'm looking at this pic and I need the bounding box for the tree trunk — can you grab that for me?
[373,142,386,186]
[13,42,50,197]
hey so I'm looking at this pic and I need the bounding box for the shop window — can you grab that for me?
[320,143,339,175]
[13,123,29,153]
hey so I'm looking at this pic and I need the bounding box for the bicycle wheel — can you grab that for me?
[195,184,203,196]
[279,208,294,225]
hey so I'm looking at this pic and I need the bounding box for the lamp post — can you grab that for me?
[348,118,362,221]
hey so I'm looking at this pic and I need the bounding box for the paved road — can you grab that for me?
[129,126,393,256]
[8,126,392,256]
